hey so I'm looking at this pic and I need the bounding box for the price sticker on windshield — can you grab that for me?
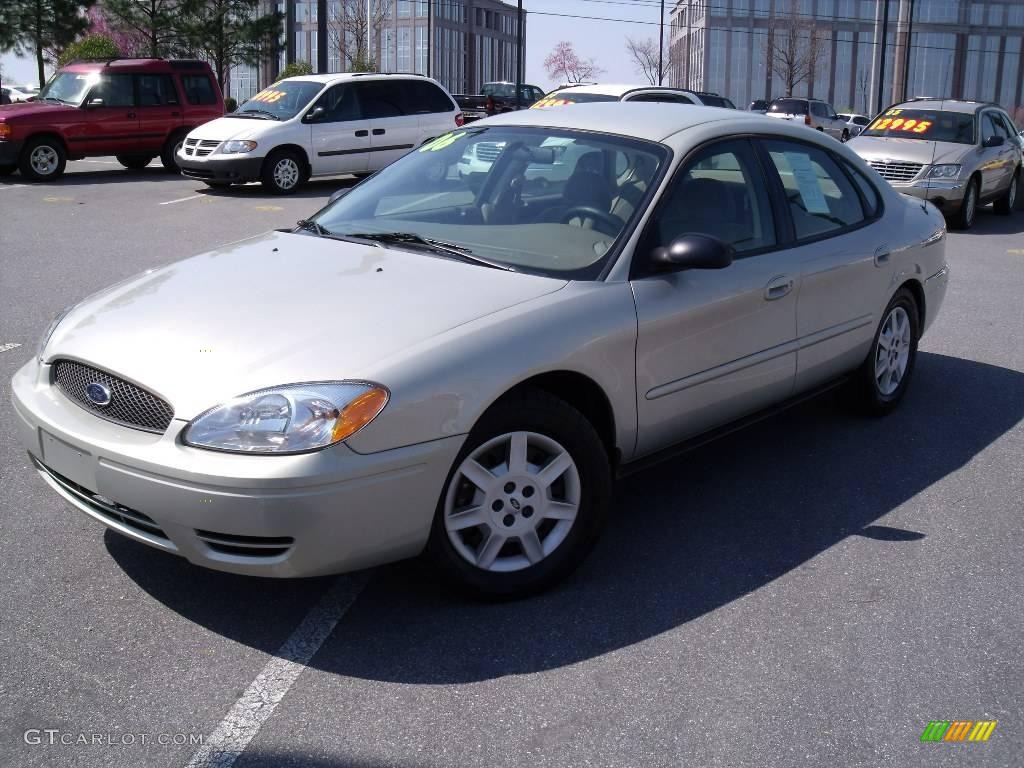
[868,117,933,133]
[250,89,286,104]
[530,97,572,109]
[419,131,467,152]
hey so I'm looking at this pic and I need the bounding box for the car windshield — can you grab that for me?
[312,126,668,279]
[769,99,808,114]
[38,71,100,104]
[233,80,324,120]
[861,109,976,143]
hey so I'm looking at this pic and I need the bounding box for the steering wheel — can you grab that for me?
[560,206,622,237]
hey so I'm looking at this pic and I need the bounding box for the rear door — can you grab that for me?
[306,83,371,175]
[135,73,183,154]
[355,80,420,170]
[76,73,140,155]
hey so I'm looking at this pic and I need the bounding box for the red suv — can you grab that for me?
[0,58,223,181]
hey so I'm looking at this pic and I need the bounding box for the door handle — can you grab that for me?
[372,128,386,136]
[764,275,794,300]
[873,246,891,266]
[354,129,368,137]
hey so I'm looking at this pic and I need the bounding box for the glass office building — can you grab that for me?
[669,0,1024,122]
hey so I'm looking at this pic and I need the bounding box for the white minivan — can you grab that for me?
[177,73,463,193]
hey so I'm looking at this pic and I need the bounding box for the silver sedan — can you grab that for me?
[12,103,950,597]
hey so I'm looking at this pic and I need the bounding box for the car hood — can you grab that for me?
[46,231,567,419]
[0,100,76,121]
[186,115,281,142]
[847,135,970,165]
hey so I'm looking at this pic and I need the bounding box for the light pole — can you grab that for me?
[658,0,665,85]
[516,0,523,108]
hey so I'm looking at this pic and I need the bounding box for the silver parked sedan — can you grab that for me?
[13,104,950,597]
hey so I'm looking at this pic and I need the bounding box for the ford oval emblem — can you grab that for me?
[85,382,112,406]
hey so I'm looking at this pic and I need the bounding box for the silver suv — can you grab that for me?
[765,97,850,140]
[849,99,1021,229]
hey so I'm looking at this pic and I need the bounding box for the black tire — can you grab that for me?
[849,288,920,416]
[426,388,611,599]
[951,175,979,229]
[18,136,66,181]
[841,128,850,142]
[116,154,155,170]
[993,169,1018,215]
[0,164,16,177]
[261,149,306,194]
[160,132,187,171]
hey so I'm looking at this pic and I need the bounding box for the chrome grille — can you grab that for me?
[33,458,172,545]
[475,142,506,161]
[52,360,174,433]
[183,138,220,157]
[868,160,923,183]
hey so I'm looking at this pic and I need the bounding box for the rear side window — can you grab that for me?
[356,81,405,118]
[763,139,867,240]
[853,116,870,126]
[137,74,179,106]
[404,80,453,113]
[842,159,882,218]
[181,74,217,105]
[770,99,808,115]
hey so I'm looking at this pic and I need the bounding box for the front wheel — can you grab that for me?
[427,389,611,598]
[160,132,187,171]
[849,289,920,415]
[261,150,305,194]
[952,176,979,229]
[19,137,67,181]
[993,170,1018,215]
[841,128,850,142]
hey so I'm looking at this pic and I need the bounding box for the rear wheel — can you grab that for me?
[951,176,979,229]
[427,389,611,599]
[160,132,187,171]
[116,155,155,170]
[19,137,67,181]
[849,288,920,415]
[841,128,850,142]
[261,149,306,194]
[994,169,1018,215]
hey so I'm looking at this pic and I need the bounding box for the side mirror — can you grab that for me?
[328,187,351,204]
[86,97,104,108]
[983,134,1005,148]
[651,233,734,272]
[304,106,326,123]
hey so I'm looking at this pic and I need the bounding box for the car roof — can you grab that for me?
[893,99,993,114]
[475,101,748,142]
[278,72,441,86]
[554,83,696,97]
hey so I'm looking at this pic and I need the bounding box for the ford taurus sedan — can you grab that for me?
[12,103,949,598]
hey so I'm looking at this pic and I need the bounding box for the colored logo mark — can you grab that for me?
[921,721,997,742]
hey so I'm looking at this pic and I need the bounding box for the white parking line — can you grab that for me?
[78,159,122,165]
[160,193,205,206]
[0,184,28,191]
[184,574,368,768]
[0,342,22,353]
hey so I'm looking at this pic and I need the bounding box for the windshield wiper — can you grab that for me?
[41,96,68,104]
[296,219,330,236]
[345,232,515,271]
[232,109,280,120]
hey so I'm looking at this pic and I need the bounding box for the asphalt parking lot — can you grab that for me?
[1,159,1022,768]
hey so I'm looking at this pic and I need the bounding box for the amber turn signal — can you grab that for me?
[331,386,389,442]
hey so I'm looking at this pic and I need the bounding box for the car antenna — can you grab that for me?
[920,97,942,212]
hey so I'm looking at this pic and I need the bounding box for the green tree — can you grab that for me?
[57,34,121,67]
[0,0,95,85]
[101,0,183,58]
[274,61,313,82]
[180,0,283,90]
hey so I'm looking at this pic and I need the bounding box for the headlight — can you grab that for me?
[182,382,389,454]
[927,164,961,179]
[222,140,257,154]
[0,123,11,140]
[37,307,72,362]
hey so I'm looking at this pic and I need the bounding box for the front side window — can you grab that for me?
[311,84,360,122]
[235,80,322,120]
[645,139,776,256]
[312,127,668,279]
[861,108,976,144]
[763,139,867,240]
[88,74,134,107]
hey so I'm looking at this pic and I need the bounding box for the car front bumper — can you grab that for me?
[0,139,23,165]
[891,179,966,211]
[177,152,264,183]
[11,358,463,577]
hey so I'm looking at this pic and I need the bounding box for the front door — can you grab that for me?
[632,138,799,457]
[73,73,139,156]
[135,73,183,155]
[307,83,371,175]
[355,80,420,170]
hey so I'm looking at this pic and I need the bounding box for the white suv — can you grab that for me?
[177,73,462,193]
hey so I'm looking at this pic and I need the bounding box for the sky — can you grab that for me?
[1,0,666,89]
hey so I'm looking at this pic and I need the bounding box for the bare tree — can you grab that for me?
[543,41,603,84]
[625,36,668,86]
[767,0,824,96]
[327,0,392,72]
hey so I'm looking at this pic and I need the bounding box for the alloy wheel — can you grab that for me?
[443,430,580,572]
[273,158,300,190]
[874,306,911,396]
[30,146,58,176]
[963,183,977,226]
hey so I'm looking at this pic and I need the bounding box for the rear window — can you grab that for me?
[181,74,217,105]
[532,91,618,108]
[698,94,733,108]
[769,99,808,115]
[404,80,453,113]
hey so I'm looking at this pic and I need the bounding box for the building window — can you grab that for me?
[416,0,427,17]
[415,26,427,74]
[381,27,395,72]
[398,0,411,18]
[398,27,412,72]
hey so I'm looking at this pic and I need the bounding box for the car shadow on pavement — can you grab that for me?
[107,352,1024,682]
[0,166,187,186]
[234,751,431,768]
[962,207,1024,235]
[196,176,360,202]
